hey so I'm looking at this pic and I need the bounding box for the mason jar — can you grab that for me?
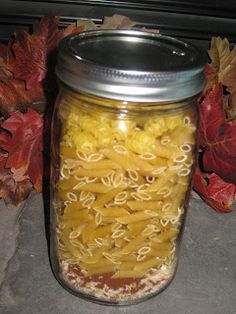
[50,30,206,305]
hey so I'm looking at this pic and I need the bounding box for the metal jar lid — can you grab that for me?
[56,29,206,102]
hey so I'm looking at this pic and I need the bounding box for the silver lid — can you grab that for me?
[56,29,206,102]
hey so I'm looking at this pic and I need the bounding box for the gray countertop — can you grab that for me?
[0,192,236,314]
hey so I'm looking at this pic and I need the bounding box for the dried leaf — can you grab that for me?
[0,33,45,116]
[223,92,236,121]
[0,56,12,79]
[0,153,32,206]
[0,79,44,116]
[6,30,46,90]
[0,109,43,192]
[76,19,96,31]
[203,64,217,94]
[208,37,236,119]
[34,15,84,54]
[198,84,236,184]
[0,15,84,117]
[100,14,136,29]
[193,169,235,213]
[6,15,84,90]
[208,37,236,85]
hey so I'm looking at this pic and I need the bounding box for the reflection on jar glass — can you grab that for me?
[50,30,206,305]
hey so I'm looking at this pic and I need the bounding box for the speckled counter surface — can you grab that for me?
[0,192,235,314]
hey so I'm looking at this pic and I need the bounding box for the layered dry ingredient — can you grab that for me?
[53,92,197,302]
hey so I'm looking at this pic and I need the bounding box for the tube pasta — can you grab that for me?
[119,262,136,271]
[60,232,83,259]
[62,209,89,220]
[59,177,80,190]
[85,264,116,276]
[151,228,179,242]
[146,167,180,192]
[75,183,112,193]
[60,145,78,160]
[148,156,168,167]
[115,238,126,248]
[127,151,154,172]
[170,125,195,146]
[63,201,84,213]
[72,168,114,178]
[81,220,97,243]
[120,234,145,254]
[150,249,171,259]
[152,142,182,159]
[79,159,122,170]
[81,247,104,264]
[127,220,151,232]
[134,257,163,272]
[101,148,137,170]
[116,211,158,224]
[61,217,92,229]
[96,207,130,217]
[150,241,173,251]
[127,200,162,211]
[93,187,125,209]
[89,224,114,240]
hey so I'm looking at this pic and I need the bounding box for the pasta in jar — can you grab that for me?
[50,29,206,305]
[51,90,198,303]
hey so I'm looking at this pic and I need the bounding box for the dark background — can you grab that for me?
[0,0,236,47]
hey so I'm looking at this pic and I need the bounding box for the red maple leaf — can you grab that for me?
[0,109,43,192]
[6,15,84,90]
[0,153,32,206]
[0,41,45,116]
[6,30,46,90]
[0,79,45,116]
[0,15,84,116]
[198,83,236,184]
[34,15,85,54]
[193,169,236,213]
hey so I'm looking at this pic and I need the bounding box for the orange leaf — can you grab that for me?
[0,79,45,116]
[208,37,236,120]
[198,84,236,184]
[0,109,43,192]
[193,169,235,213]
[0,153,32,206]
[7,30,46,90]
[6,15,84,90]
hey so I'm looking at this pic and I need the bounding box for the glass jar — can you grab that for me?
[50,30,206,305]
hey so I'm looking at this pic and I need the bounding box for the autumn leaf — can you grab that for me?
[0,55,12,79]
[6,15,84,90]
[208,36,236,120]
[203,64,217,94]
[217,38,236,87]
[0,153,32,206]
[100,14,136,29]
[198,84,236,184]
[208,37,236,86]
[0,79,45,116]
[6,30,46,90]
[0,109,43,192]
[0,15,87,206]
[193,169,235,213]
[223,93,236,122]
[76,19,96,31]
[0,15,85,117]
[34,15,84,54]
[0,36,45,116]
